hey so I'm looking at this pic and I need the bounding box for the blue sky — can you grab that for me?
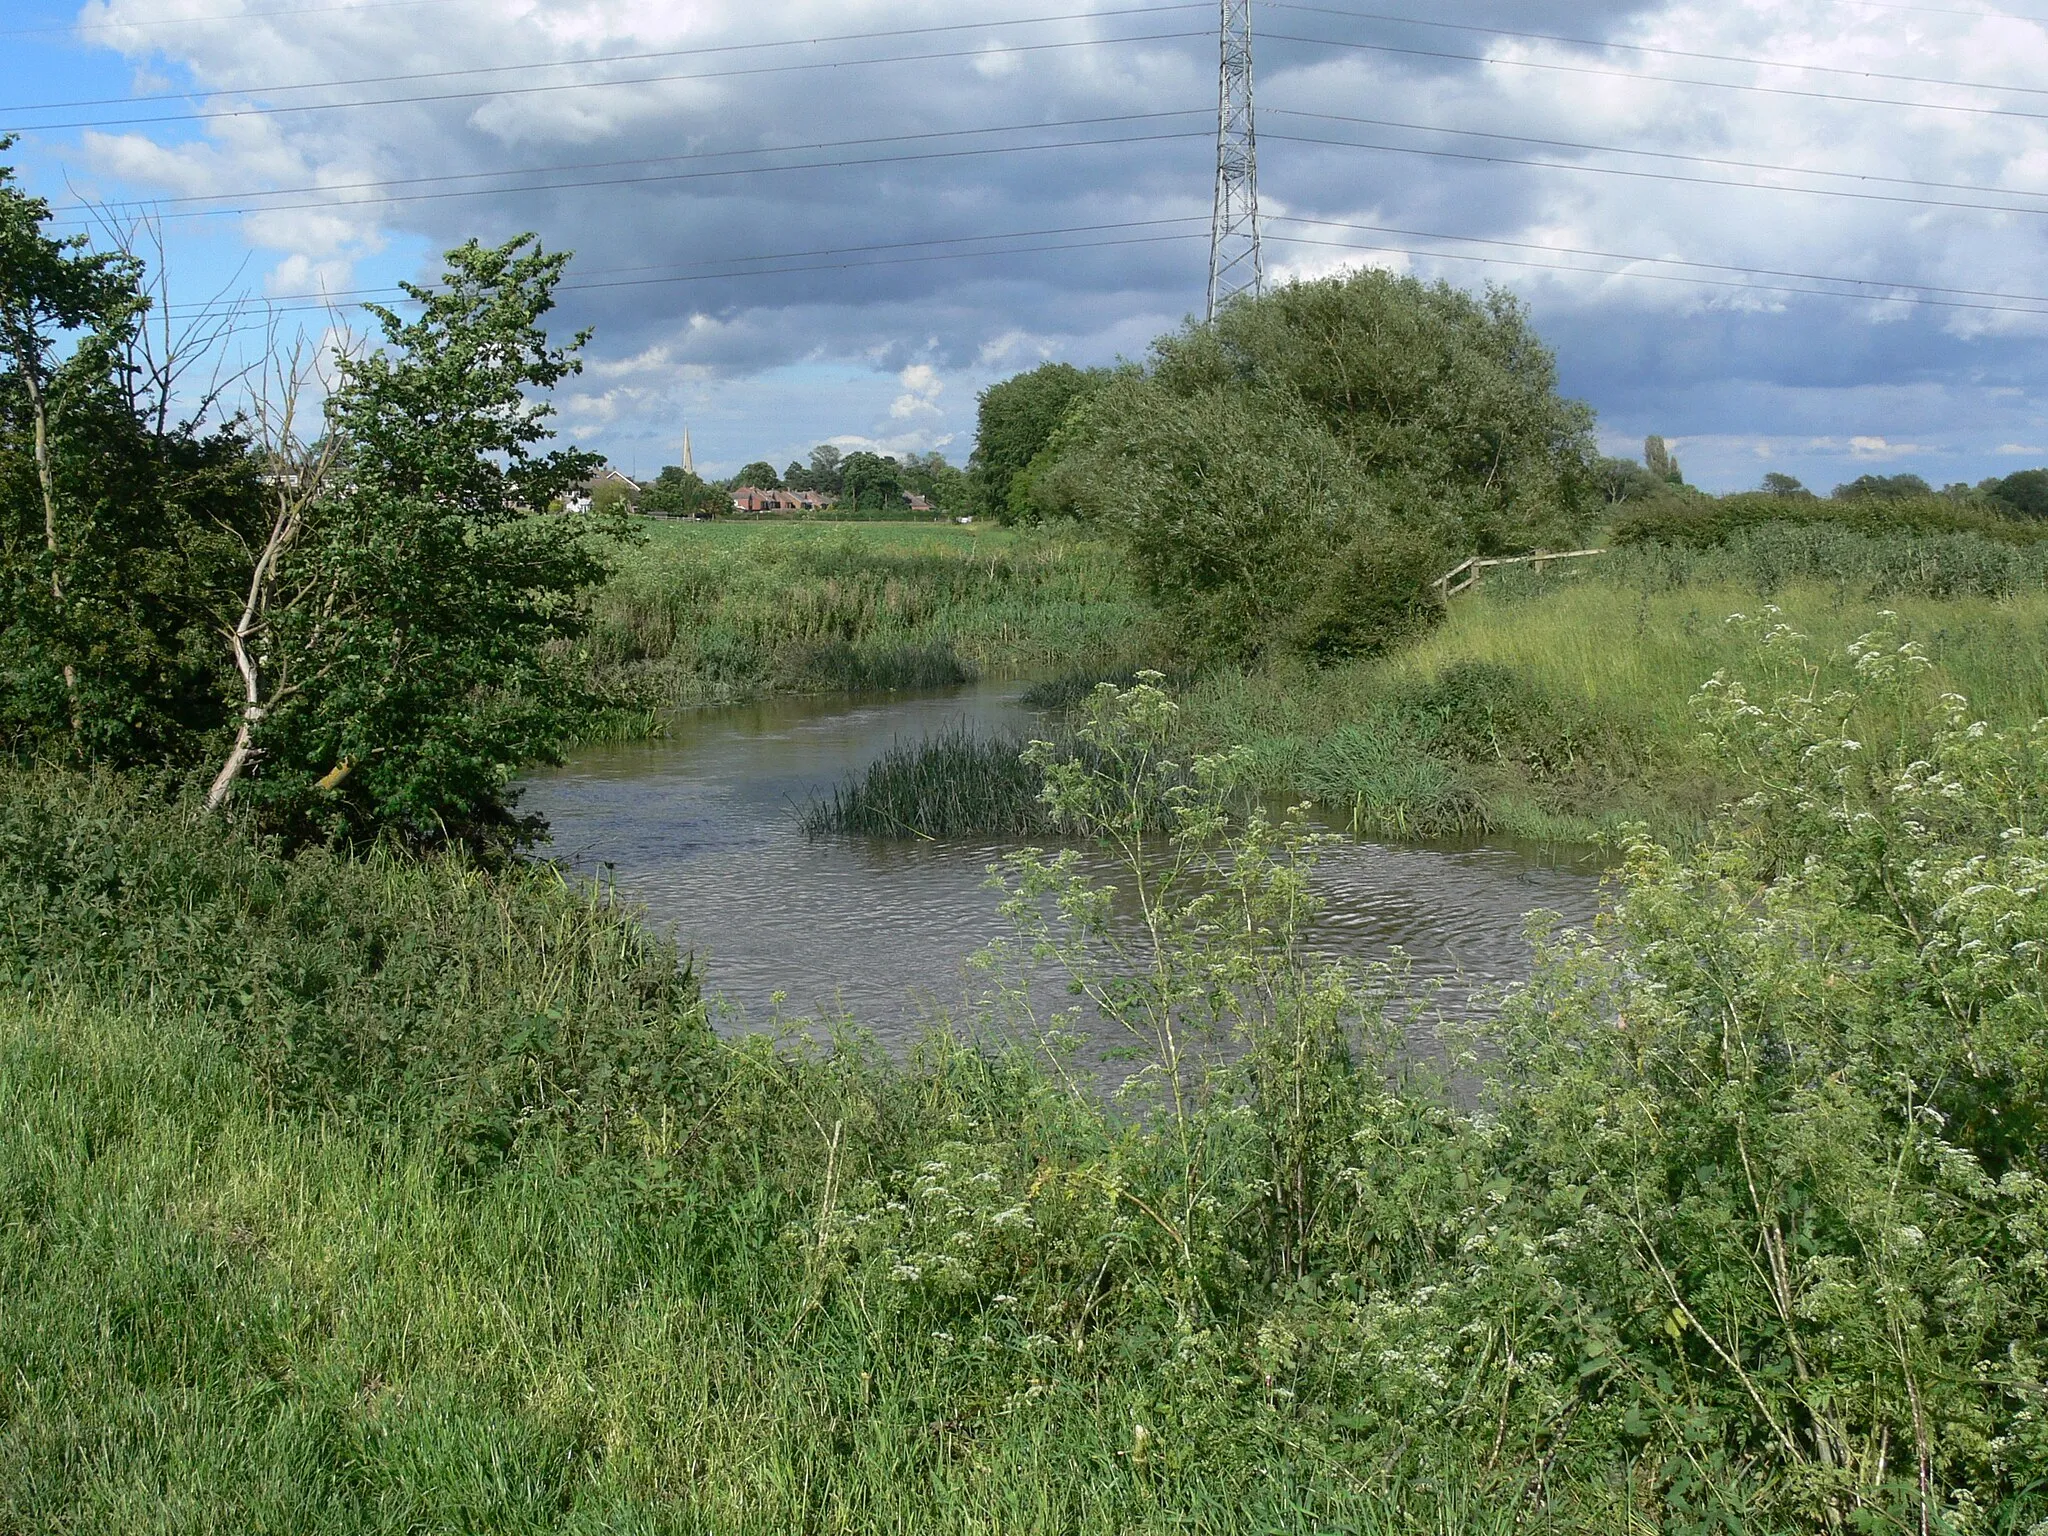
[5,0,2047,491]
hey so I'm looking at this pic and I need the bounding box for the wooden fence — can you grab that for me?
[1433,547,1608,598]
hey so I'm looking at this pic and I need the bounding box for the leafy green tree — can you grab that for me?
[1154,274,1597,547]
[1644,433,1683,485]
[807,443,844,494]
[1760,470,1811,497]
[0,143,262,766]
[214,235,614,847]
[782,459,807,489]
[839,450,904,513]
[967,361,1107,523]
[894,449,965,510]
[1040,271,1594,660]
[1595,455,1665,504]
[641,464,723,516]
[1986,467,2048,519]
[734,460,781,490]
[588,476,635,517]
[1833,471,1933,501]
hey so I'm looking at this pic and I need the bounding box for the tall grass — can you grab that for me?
[589,521,1161,713]
[1174,524,2048,843]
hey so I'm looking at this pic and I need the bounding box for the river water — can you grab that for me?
[521,681,1606,1052]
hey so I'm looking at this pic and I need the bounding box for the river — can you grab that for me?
[520,681,1606,1053]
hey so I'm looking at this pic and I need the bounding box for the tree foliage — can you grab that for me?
[1986,467,2048,520]
[222,237,612,846]
[733,460,781,490]
[1031,271,1596,661]
[1833,471,1935,501]
[0,147,264,766]
[966,361,1109,523]
[641,464,723,517]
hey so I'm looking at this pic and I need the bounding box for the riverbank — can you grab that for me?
[5,642,2042,1528]
[1178,568,2048,845]
[584,520,1157,723]
[617,519,2048,849]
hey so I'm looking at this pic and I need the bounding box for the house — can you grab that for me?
[563,464,638,514]
[905,493,934,514]
[730,486,838,514]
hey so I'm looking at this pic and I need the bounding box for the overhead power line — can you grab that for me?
[49,109,2048,236]
[20,8,2048,136]
[2,5,1203,113]
[0,0,473,41]
[1264,126,2048,219]
[143,210,2048,324]
[47,102,2048,228]
[1263,227,2048,316]
[1263,214,2048,308]
[2,25,1211,135]
[1255,27,2048,124]
[47,123,1214,232]
[1267,108,2048,205]
[52,111,1209,217]
[1270,3,2048,98]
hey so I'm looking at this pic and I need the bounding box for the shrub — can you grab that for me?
[0,769,711,1165]
[1035,269,1596,663]
[1613,489,2048,550]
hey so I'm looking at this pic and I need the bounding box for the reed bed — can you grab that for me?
[588,521,1159,712]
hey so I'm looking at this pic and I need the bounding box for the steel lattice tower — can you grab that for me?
[1206,0,1262,321]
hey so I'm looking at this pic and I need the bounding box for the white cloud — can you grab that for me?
[35,0,2048,482]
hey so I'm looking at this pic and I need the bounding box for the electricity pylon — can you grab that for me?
[1206,0,1262,322]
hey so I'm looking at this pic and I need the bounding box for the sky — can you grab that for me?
[3,0,2047,491]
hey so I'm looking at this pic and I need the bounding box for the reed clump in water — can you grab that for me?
[800,726,1049,839]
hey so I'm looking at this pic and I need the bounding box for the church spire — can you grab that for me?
[682,427,695,477]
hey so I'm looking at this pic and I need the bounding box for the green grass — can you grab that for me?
[0,997,1447,1533]
[588,521,1160,714]
[1173,552,2048,845]
[0,771,1553,1532]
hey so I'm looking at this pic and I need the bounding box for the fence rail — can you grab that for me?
[1433,546,1608,598]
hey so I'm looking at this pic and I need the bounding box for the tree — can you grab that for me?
[1595,455,1665,504]
[734,460,781,490]
[210,234,615,847]
[1761,471,1811,497]
[898,449,966,510]
[839,450,904,513]
[1833,472,1933,501]
[967,362,1107,523]
[807,443,844,494]
[1040,270,1595,661]
[782,459,806,489]
[1,142,263,766]
[1986,467,2048,519]
[1643,434,1683,485]
[641,465,723,516]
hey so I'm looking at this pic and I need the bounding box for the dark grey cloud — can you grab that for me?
[39,0,2048,483]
